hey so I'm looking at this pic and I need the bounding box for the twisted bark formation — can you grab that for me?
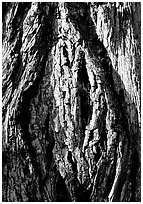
[2,2,141,202]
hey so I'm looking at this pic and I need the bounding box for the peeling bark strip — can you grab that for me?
[2,2,140,202]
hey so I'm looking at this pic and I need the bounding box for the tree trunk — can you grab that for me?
[2,2,141,202]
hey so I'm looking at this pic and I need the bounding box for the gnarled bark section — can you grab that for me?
[2,2,140,202]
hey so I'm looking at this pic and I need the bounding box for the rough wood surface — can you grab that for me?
[2,2,141,202]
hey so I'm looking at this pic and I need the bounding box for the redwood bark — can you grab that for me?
[2,2,141,202]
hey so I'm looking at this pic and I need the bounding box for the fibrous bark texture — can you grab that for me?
[2,2,141,202]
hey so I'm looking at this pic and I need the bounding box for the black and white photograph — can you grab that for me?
[2,1,141,202]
